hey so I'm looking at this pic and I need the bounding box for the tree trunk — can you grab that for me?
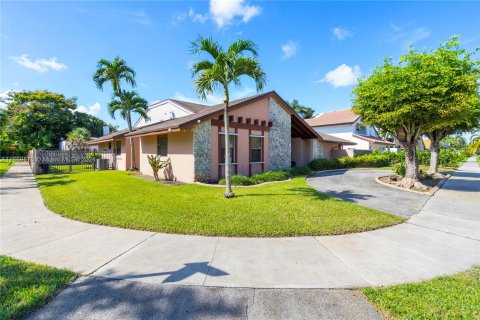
[126,112,136,171]
[223,100,234,198]
[426,130,445,177]
[395,126,428,190]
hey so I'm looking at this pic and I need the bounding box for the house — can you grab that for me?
[88,91,353,183]
[305,109,394,156]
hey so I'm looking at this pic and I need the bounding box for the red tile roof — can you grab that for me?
[305,109,360,127]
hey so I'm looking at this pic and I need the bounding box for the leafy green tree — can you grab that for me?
[421,38,480,175]
[190,36,266,198]
[93,56,136,94]
[354,38,480,188]
[67,127,91,150]
[73,111,116,137]
[108,90,149,170]
[0,90,77,150]
[289,99,315,119]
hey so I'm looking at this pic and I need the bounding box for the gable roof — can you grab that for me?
[89,91,353,146]
[87,129,129,144]
[352,133,395,145]
[125,91,316,138]
[317,132,356,145]
[305,109,360,127]
[168,99,211,113]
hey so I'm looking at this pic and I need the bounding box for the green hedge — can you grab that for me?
[218,167,311,186]
[308,149,467,172]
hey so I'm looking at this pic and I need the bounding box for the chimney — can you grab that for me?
[102,126,110,136]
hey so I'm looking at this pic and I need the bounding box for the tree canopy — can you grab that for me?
[353,37,480,187]
[0,90,114,154]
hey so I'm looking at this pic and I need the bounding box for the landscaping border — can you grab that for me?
[375,174,451,196]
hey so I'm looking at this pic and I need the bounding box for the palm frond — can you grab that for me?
[227,39,258,58]
[233,57,267,91]
[190,35,222,59]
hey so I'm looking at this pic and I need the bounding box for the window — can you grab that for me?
[219,133,236,164]
[108,142,112,150]
[115,140,121,155]
[157,135,168,157]
[250,136,263,163]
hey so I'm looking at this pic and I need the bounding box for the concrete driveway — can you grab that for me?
[307,169,429,217]
[3,159,480,319]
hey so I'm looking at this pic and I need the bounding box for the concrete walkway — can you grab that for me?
[1,159,479,289]
[307,169,429,217]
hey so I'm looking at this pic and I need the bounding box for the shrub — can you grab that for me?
[218,170,292,186]
[219,175,253,186]
[289,166,312,176]
[251,170,291,184]
[393,163,406,176]
[308,158,341,171]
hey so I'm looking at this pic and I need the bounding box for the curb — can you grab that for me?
[375,174,451,196]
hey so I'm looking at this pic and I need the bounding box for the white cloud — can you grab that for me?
[210,0,261,28]
[388,23,431,48]
[189,8,208,23]
[316,64,362,88]
[10,54,67,73]
[172,8,208,25]
[77,102,101,116]
[281,40,299,60]
[332,26,352,40]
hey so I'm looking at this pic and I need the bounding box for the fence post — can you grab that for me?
[93,150,96,171]
[69,149,72,173]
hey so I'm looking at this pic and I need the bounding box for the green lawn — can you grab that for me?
[0,256,75,320]
[0,161,14,177]
[363,266,480,320]
[36,170,403,237]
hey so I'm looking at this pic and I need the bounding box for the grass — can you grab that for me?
[0,256,75,320]
[36,170,404,237]
[0,161,14,177]
[363,266,480,320]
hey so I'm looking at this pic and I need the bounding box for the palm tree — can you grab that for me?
[93,56,136,94]
[108,90,149,170]
[67,127,91,150]
[191,36,266,198]
[289,99,315,119]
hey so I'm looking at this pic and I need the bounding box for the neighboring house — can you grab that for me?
[305,109,394,154]
[88,91,352,183]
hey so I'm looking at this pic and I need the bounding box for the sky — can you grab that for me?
[2,0,480,129]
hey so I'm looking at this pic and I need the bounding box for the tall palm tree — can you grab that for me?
[93,56,136,94]
[191,36,266,198]
[108,90,149,170]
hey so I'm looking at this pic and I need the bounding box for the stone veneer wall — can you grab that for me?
[268,98,291,170]
[312,139,324,160]
[193,120,211,182]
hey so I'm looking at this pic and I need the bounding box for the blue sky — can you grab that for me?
[2,0,480,129]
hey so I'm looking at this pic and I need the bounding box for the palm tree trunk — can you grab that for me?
[126,112,136,171]
[223,98,234,198]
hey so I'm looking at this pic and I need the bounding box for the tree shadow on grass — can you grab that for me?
[236,187,372,203]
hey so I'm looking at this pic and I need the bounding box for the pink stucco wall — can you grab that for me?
[291,138,314,167]
[139,131,194,182]
[210,97,270,181]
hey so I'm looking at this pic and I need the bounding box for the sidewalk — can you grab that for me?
[1,159,479,289]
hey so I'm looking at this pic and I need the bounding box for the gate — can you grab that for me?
[31,149,115,174]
